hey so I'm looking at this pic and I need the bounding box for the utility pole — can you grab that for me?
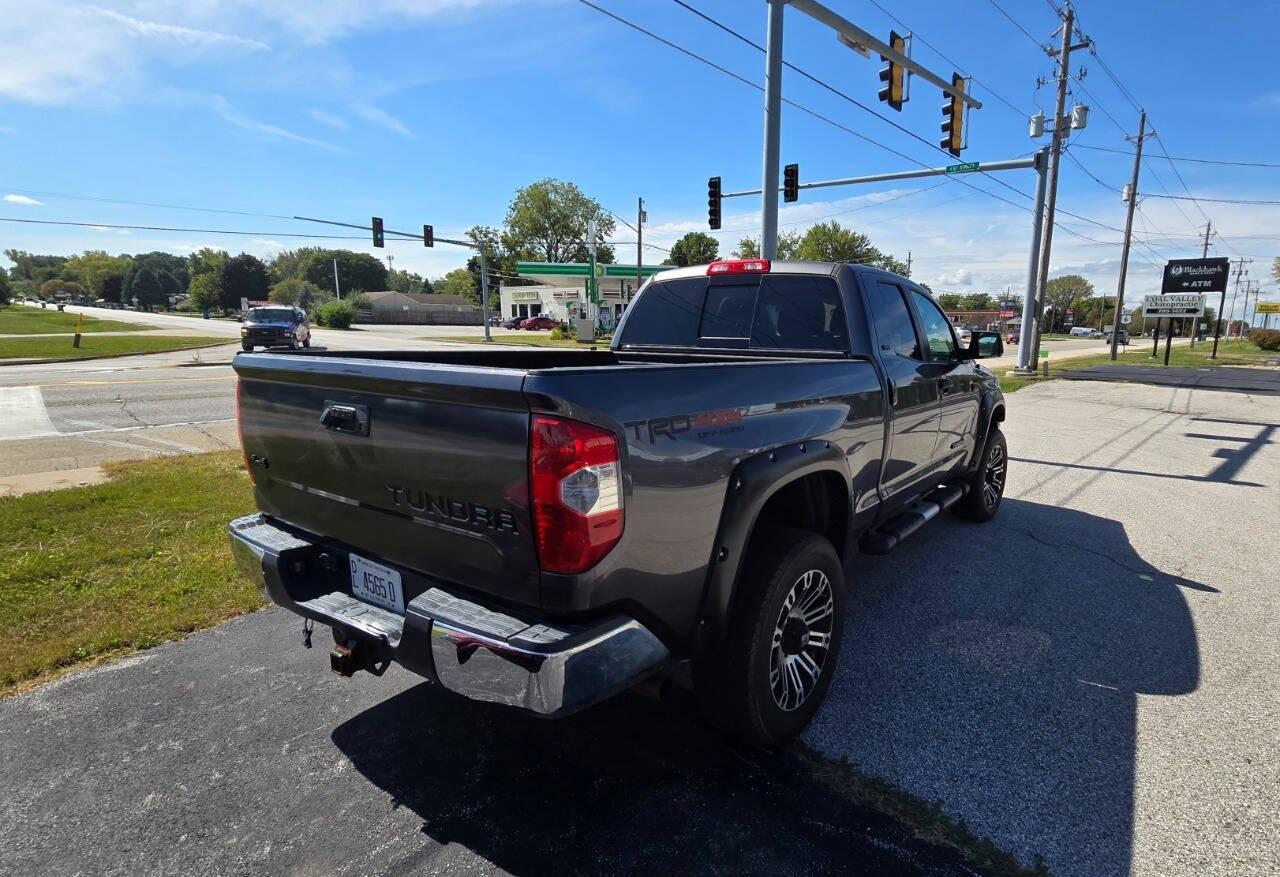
[332,257,341,300]
[1029,4,1082,366]
[1110,109,1146,361]
[1215,258,1249,357]
[760,0,786,259]
[1189,220,1212,348]
[905,251,912,278]
[636,196,644,304]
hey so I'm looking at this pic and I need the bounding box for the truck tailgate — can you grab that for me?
[233,353,539,607]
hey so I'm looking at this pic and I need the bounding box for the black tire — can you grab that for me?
[697,529,845,748]
[241,343,253,352]
[303,336,310,349]
[955,427,1007,522]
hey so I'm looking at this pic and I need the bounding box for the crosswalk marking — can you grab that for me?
[0,386,57,440]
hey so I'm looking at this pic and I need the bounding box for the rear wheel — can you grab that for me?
[303,335,311,348]
[697,529,845,747]
[955,427,1007,522]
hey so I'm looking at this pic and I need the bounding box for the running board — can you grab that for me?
[858,483,969,555]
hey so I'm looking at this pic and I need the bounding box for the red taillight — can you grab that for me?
[530,415,624,575]
[707,259,770,275]
[235,380,254,484]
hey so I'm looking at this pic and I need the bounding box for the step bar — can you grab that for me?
[858,483,968,555]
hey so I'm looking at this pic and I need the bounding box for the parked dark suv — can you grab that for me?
[241,306,311,352]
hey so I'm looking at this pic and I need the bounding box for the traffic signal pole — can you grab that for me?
[760,0,785,260]
[1110,110,1146,362]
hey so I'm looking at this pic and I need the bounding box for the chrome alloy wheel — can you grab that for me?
[984,440,1006,511]
[769,568,835,712]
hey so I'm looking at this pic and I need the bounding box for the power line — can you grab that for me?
[1072,144,1280,168]
[986,0,1050,53]
[1142,193,1280,206]
[0,187,297,220]
[1064,148,1120,193]
[0,216,368,239]
[659,1,1044,210]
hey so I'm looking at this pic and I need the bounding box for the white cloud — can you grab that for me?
[88,225,132,235]
[0,125,14,134]
[212,95,344,151]
[1254,91,1280,110]
[935,269,973,287]
[308,108,349,131]
[87,7,271,52]
[251,238,289,252]
[4,194,43,206]
[352,104,414,138]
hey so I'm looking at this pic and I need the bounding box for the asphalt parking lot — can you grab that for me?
[1,378,1276,875]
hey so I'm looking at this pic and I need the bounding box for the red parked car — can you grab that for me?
[520,315,560,331]
[1006,328,1020,345]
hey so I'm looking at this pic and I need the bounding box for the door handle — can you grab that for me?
[938,377,955,396]
[319,402,370,436]
[886,377,897,408]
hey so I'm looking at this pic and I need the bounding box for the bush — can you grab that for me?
[549,326,566,340]
[347,293,372,311]
[313,299,356,329]
[1249,329,1280,351]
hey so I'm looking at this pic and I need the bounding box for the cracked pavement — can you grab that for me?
[805,379,1280,876]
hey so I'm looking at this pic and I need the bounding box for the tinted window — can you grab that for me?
[700,284,757,339]
[867,281,920,359]
[247,308,295,322]
[751,275,847,351]
[910,290,957,361]
[618,278,705,347]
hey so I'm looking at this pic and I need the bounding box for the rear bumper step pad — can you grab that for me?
[228,514,667,716]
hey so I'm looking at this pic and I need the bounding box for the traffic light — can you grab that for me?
[371,216,384,248]
[783,163,799,203]
[940,73,965,158]
[423,224,434,247]
[878,30,906,111]
[707,176,721,230]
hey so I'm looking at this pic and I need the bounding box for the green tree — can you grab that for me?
[436,267,476,300]
[129,269,163,310]
[269,277,320,307]
[1044,274,1094,333]
[793,222,881,263]
[268,247,327,284]
[665,232,720,267]
[300,250,387,295]
[959,293,997,310]
[387,268,424,294]
[155,270,181,309]
[216,254,270,312]
[187,273,219,312]
[4,250,67,284]
[124,252,189,302]
[187,247,229,280]
[0,271,11,305]
[62,251,132,298]
[936,293,964,309]
[501,179,615,264]
[101,274,124,304]
[732,231,801,259]
[39,278,87,299]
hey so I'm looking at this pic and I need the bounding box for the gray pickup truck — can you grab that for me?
[229,259,1007,746]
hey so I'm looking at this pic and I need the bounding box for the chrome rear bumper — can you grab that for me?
[228,514,668,717]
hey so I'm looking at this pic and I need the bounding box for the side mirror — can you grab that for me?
[964,331,1004,359]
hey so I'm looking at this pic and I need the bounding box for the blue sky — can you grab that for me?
[1,0,1277,306]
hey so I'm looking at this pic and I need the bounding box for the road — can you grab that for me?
[1,377,1276,875]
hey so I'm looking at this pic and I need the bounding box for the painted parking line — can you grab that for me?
[0,386,57,440]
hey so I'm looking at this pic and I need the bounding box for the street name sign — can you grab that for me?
[1143,293,1205,317]
[1161,257,1229,294]
[945,161,980,174]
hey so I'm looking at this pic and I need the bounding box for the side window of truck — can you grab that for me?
[910,289,958,361]
[867,280,921,359]
[750,275,847,351]
[619,278,705,347]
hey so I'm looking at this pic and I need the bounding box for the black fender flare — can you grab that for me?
[694,439,848,654]
[969,389,1006,469]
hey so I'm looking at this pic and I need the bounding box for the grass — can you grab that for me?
[0,306,154,334]
[421,333,611,348]
[999,337,1275,394]
[0,452,262,694]
[0,334,228,361]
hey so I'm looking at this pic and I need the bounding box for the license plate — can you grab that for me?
[349,552,405,614]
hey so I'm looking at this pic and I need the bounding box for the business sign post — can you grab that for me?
[1153,258,1229,365]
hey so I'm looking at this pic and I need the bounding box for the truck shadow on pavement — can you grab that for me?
[331,681,986,875]
[333,500,1200,877]
[807,499,1202,877]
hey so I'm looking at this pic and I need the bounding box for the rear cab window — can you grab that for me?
[619,271,849,353]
